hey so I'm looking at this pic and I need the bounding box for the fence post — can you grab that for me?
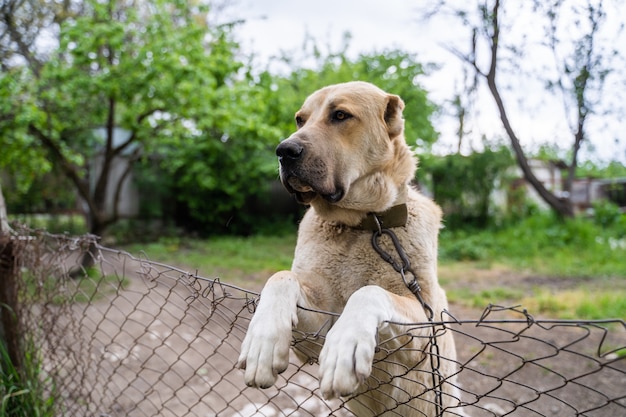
[0,234,22,374]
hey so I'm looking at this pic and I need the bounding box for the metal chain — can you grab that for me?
[370,217,445,416]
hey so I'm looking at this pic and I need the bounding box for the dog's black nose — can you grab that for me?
[276,140,304,161]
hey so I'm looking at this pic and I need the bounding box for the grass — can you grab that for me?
[439,212,626,278]
[0,339,57,417]
[439,261,626,319]
[521,288,626,320]
[118,212,626,320]
[444,286,526,309]
[436,212,626,319]
[123,234,296,290]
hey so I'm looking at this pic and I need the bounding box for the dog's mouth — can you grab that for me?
[285,176,344,205]
[287,177,318,204]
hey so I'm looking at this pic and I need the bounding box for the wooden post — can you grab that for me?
[0,234,22,373]
[0,182,21,372]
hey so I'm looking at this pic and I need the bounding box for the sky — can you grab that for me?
[231,0,625,164]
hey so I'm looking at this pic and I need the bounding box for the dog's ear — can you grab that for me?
[384,94,405,138]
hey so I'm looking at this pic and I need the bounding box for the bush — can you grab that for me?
[418,148,514,229]
[592,200,626,236]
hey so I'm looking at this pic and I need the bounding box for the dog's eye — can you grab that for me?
[332,110,352,122]
[295,116,305,128]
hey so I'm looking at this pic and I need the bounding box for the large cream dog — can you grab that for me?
[238,81,459,416]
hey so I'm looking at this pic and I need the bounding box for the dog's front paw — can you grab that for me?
[237,273,301,389]
[237,309,293,388]
[237,304,292,388]
[318,314,377,399]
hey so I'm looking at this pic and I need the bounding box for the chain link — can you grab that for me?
[370,222,445,416]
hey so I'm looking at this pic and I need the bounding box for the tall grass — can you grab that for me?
[0,339,57,417]
[439,210,626,278]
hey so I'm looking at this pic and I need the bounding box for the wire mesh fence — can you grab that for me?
[1,227,625,416]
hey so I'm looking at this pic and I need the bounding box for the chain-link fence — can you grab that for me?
[1,227,625,416]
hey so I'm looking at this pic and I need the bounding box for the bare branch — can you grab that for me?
[27,124,96,217]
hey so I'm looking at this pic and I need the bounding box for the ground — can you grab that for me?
[34,246,626,417]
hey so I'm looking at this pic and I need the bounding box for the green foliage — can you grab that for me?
[592,200,626,233]
[0,69,52,193]
[439,232,489,261]
[2,3,438,236]
[155,40,439,235]
[419,147,514,228]
[257,41,439,147]
[577,160,626,179]
[0,339,57,417]
[152,80,284,234]
[8,214,86,235]
[4,172,77,216]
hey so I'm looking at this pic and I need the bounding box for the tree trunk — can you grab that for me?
[0,183,10,233]
[486,74,573,217]
[484,0,573,218]
[72,212,104,277]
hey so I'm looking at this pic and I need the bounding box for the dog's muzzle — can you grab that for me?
[276,139,315,203]
[275,139,344,204]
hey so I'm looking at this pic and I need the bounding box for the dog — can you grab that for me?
[237,81,459,416]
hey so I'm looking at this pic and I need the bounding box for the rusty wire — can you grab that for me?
[7,227,626,416]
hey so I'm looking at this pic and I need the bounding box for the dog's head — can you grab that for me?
[276,81,416,225]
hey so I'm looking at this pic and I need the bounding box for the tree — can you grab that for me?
[0,0,243,242]
[152,77,285,234]
[427,0,624,217]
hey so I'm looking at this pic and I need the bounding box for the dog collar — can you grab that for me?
[354,203,408,231]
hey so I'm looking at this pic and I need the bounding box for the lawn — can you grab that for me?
[124,234,296,290]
